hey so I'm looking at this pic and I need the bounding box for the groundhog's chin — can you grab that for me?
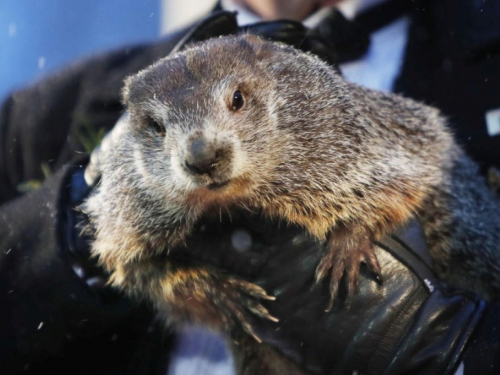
[186,174,231,190]
[206,180,230,190]
[183,175,255,207]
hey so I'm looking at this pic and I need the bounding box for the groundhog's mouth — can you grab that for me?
[206,180,230,190]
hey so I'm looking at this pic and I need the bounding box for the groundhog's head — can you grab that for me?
[120,35,343,208]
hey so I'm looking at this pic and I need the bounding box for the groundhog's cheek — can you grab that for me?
[169,151,198,191]
[228,143,255,181]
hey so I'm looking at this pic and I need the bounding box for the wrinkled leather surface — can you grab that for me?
[178,214,485,375]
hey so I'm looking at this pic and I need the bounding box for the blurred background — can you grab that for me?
[0,0,218,101]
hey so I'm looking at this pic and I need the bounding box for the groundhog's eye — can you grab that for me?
[231,90,245,111]
[148,117,166,135]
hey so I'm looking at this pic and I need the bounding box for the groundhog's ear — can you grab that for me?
[237,34,268,57]
[241,34,263,46]
[249,37,285,62]
[121,75,135,109]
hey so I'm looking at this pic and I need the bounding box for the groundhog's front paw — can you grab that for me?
[139,264,278,342]
[212,277,278,343]
[314,226,382,311]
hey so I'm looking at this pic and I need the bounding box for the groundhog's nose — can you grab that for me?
[185,139,222,176]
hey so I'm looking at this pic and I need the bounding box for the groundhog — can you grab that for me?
[83,34,500,372]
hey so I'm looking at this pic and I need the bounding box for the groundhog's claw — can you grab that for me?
[227,279,277,301]
[315,226,381,312]
[215,277,278,342]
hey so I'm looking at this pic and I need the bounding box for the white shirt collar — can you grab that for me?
[220,0,261,26]
[336,0,388,20]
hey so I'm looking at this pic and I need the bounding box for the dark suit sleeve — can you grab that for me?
[0,163,172,374]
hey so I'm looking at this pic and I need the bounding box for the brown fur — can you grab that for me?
[83,35,500,374]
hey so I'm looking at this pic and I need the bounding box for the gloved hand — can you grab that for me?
[63,116,128,300]
[171,210,487,375]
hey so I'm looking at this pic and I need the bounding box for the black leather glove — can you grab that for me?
[177,212,489,375]
[64,163,107,290]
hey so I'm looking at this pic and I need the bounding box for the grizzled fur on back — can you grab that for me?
[84,34,500,307]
